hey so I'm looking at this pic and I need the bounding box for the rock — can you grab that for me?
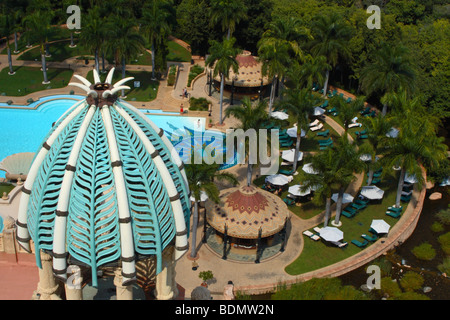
[429,192,442,200]
[191,286,211,300]
[423,286,432,293]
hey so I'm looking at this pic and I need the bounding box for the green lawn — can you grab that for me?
[0,182,15,195]
[284,173,404,275]
[166,41,191,62]
[85,70,159,102]
[0,66,73,97]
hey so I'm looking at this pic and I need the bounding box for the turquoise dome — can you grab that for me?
[16,69,190,287]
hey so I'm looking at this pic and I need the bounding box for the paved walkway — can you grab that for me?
[0,42,426,300]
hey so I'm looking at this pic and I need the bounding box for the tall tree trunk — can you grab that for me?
[101,53,106,73]
[219,73,225,124]
[324,197,332,227]
[95,49,100,75]
[268,76,276,115]
[14,32,19,53]
[334,187,345,225]
[121,58,126,97]
[293,134,301,172]
[70,32,75,47]
[41,53,49,83]
[151,42,156,79]
[395,168,406,208]
[382,103,388,117]
[247,163,253,186]
[190,200,199,258]
[322,69,330,97]
[7,47,14,75]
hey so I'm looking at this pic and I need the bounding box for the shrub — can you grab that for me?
[436,208,450,225]
[438,232,450,255]
[431,221,444,232]
[187,64,204,87]
[411,242,436,261]
[198,270,214,282]
[438,257,450,275]
[379,277,402,298]
[167,65,177,86]
[189,97,210,111]
[399,272,424,292]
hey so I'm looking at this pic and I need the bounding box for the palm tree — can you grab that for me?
[360,113,392,185]
[310,12,352,97]
[277,88,323,171]
[104,17,145,95]
[205,37,241,125]
[329,95,365,133]
[210,0,247,39]
[290,54,331,90]
[0,13,15,75]
[332,136,364,226]
[224,97,269,186]
[141,0,172,80]
[257,40,290,115]
[258,16,312,96]
[301,149,341,227]
[185,163,238,259]
[380,96,447,208]
[79,7,105,75]
[23,10,54,84]
[360,43,416,116]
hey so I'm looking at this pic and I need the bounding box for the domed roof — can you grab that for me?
[206,185,289,239]
[15,69,191,287]
[212,50,272,88]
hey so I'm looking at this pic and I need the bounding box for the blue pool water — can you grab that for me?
[0,95,233,177]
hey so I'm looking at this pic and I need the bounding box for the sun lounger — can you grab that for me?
[310,123,324,132]
[355,129,367,136]
[313,227,322,233]
[387,206,402,212]
[360,106,371,115]
[356,198,369,205]
[279,169,294,175]
[322,100,329,108]
[351,202,367,210]
[331,241,348,248]
[318,138,332,145]
[365,110,376,117]
[309,119,320,127]
[346,97,353,103]
[303,230,314,237]
[369,177,381,184]
[401,194,412,202]
[342,211,355,218]
[351,239,369,248]
[310,234,320,241]
[401,190,412,196]
[358,134,368,139]
[368,228,379,235]
[320,145,333,150]
[348,123,362,128]
[327,107,337,114]
[361,234,377,242]
[317,129,330,137]
[386,211,401,218]
[284,198,295,206]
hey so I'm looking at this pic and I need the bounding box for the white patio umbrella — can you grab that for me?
[386,127,399,138]
[404,172,418,184]
[331,193,354,203]
[271,111,289,120]
[286,126,306,138]
[288,184,311,197]
[370,219,390,234]
[190,191,208,202]
[360,185,385,200]
[302,163,319,175]
[319,227,344,242]
[265,174,290,186]
[282,149,303,162]
[313,107,325,116]
[359,154,372,162]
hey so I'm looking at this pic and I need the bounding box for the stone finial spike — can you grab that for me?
[73,75,92,87]
[68,82,91,93]
[110,86,130,96]
[93,69,101,84]
[113,77,134,88]
[105,67,116,84]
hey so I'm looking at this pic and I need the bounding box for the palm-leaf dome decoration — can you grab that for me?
[15,68,190,287]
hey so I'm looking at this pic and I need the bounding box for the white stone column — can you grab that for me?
[35,251,61,300]
[155,247,178,300]
[114,268,133,300]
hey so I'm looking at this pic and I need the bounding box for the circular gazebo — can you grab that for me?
[209,50,272,99]
[15,69,191,300]
[205,185,289,261]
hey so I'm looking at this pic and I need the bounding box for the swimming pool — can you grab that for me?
[0,95,234,177]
